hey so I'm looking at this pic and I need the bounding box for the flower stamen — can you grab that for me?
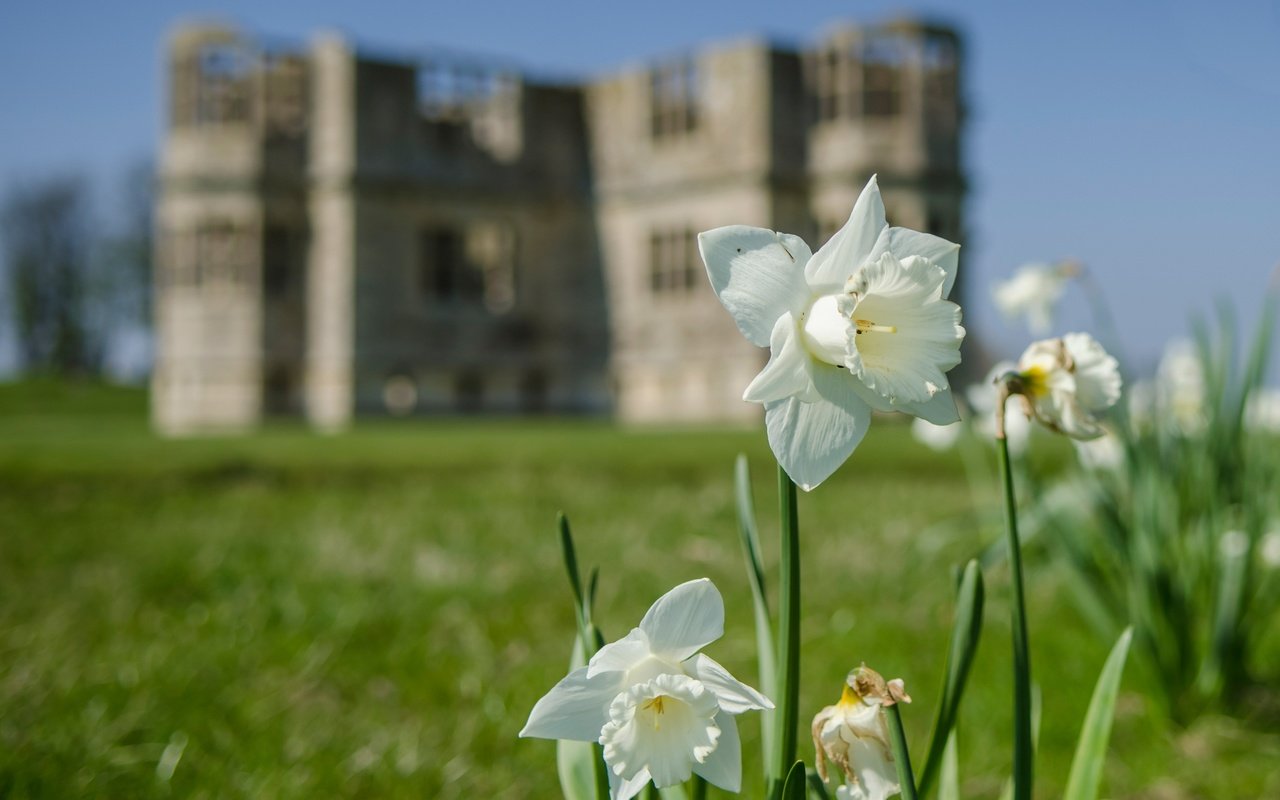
[855,319,897,335]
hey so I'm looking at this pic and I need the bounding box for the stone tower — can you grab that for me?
[152,24,610,433]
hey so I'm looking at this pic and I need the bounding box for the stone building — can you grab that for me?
[152,19,965,433]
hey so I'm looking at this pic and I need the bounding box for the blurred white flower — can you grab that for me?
[1260,530,1280,569]
[993,261,1078,335]
[1245,388,1280,433]
[1073,431,1125,471]
[911,415,962,451]
[1013,333,1122,440]
[521,579,771,800]
[967,361,1031,454]
[1155,339,1206,434]
[813,666,908,800]
[1219,530,1249,560]
[700,176,965,490]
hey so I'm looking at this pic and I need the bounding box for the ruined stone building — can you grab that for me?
[152,19,965,433]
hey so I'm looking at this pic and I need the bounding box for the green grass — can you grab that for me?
[1,381,1277,798]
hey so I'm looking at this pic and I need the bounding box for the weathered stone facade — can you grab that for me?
[153,19,965,432]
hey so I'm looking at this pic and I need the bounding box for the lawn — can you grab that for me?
[0,381,1276,798]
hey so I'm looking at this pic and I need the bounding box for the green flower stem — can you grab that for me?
[690,774,708,800]
[884,703,918,800]
[774,464,801,797]
[997,428,1034,800]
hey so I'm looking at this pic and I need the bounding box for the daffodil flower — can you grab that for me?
[812,666,909,800]
[520,579,771,800]
[700,176,965,490]
[993,261,1078,335]
[1012,332,1121,440]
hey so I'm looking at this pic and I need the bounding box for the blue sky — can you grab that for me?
[2,0,1279,376]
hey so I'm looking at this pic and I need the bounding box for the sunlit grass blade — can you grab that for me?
[1199,529,1249,699]
[1063,628,1134,800]
[774,465,802,799]
[917,559,984,797]
[557,635,597,800]
[938,730,960,800]
[781,761,807,800]
[885,703,918,800]
[557,513,610,800]
[735,454,777,777]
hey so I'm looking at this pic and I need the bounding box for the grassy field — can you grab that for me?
[1,381,1277,798]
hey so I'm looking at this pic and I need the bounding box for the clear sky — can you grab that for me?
[1,0,1278,377]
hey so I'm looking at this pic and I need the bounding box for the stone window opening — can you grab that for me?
[650,58,699,141]
[648,228,699,296]
[172,41,254,128]
[419,222,517,312]
[862,37,906,119]
[194,221,252,290]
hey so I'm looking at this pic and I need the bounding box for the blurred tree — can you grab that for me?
[98,159,154,330]
[1,175,101,374]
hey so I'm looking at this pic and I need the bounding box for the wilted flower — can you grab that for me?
[993,261,1079,334]
[812,665,909,800]
[701,176,965,489]
[520,579,771,800]
[1007,333,1122,440]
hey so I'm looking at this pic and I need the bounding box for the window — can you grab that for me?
[172,41,253,128]
[194,221,251,289]
[419,222,517,311]
[262,52,308,138]
[648,229,699,296]
[862,38,905,119]
[263,225,297,299]
[811,46,855,123]
[650,59,699,141]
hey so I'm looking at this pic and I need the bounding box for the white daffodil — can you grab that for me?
[1011,332,1122,440]
[812,666,909,800]
[993,261,1078,335]
[700,176,965,490]
[520,579,771,800]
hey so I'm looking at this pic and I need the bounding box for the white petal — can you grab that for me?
[895,386,962,425]
[692,711,741,792]
[846,254,964,404]
[687,653,773,713]
[764,365,873,491]
[521,665,624,742]
[846,734,901,800]
[1062,332,1122,412]
[607,765,651,800]
[805,176,887,291]
[700,226,812,347]
[599,674,721,789]
[744,314,815,404]
[588,628,652,678]
[868,226,961,298]
[638,578,724,662]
